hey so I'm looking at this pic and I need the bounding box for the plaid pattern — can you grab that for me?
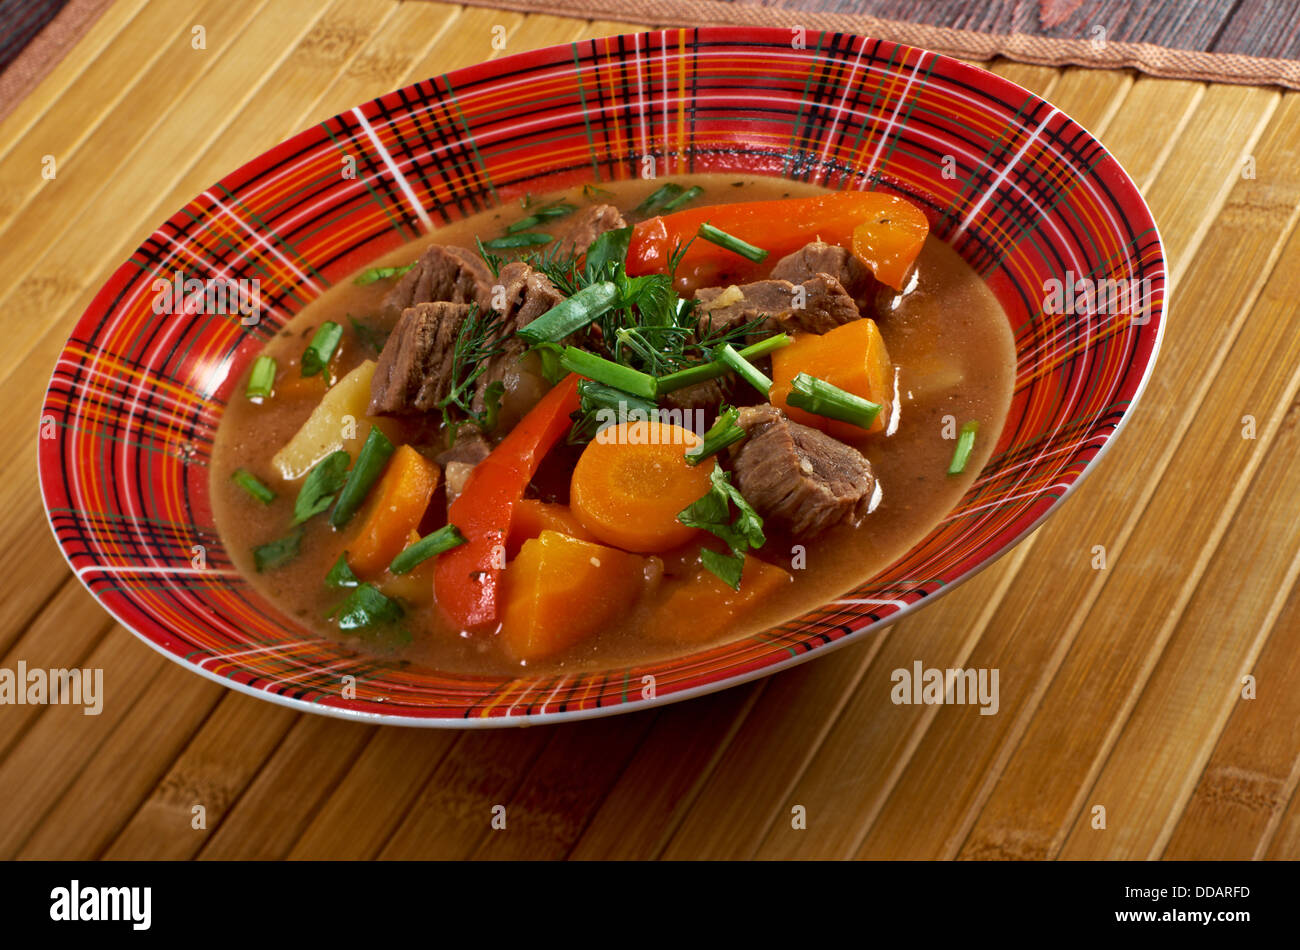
[38,27,1164,725]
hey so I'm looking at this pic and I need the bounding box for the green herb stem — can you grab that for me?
[245,355,276,400]
[655,333,791,393]
[231,468,276,504]
[517,281,619,344]
[481,232,553,250]
[301,321,343,377]
[685,406,745,466]
[785,373,882,431]
[559,346,658,399]
[635,183,684,216]
[947,420,979,475]
[697,222,768,262]
[715,343,772,396]
[330,427,395,527]
[389,524,467,575]
[660,185,703,212]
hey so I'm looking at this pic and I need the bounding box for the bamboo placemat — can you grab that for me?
[2,0,1299,860]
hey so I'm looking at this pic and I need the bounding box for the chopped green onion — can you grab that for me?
[326,552,359,588]
[507,202,576,233]
[292,450,350,525]
[330,427,395,528]
[947,420,979,475]
[330,582,404,631]
[661,185,703,212]
[715,343,772,396]
[578,379,658,418]
[230,467,275,504]
[253,527,303,573]
[635,183,684,215]
[245,355,276,400]
[481,232,553,250]
[354,262,415,285]
[655,333,792,393]
[516,281,619,344]
[697,222,768,263]
[301,321,343,377]
[785,373,882,431]
[389,524,467,575]
[685,406,745,466]
[559,346,657,399]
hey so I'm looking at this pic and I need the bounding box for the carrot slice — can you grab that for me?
[507,499,596,558]
[347,445,440,577]
[770,318,893,439]
[569,420,714,553]
[500,531,646,662]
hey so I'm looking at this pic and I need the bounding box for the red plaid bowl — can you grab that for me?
[38,28,1164,726]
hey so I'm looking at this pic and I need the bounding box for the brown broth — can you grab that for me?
[210,174,1017,675]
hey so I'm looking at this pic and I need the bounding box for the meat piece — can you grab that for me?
[435,428,491,467]
[367,301,470,415]
[381,245,492,322]
[555,204,627,256]
[662,378,728,418]
[695,275,860,338]
[770,240,875,304]
[470,262,565,418]
[731,405,875,537]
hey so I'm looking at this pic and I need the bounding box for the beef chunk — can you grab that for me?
[731,405,875,537]
[368,301,470,415]
[555,204,627,256]
[770,240,874,304]
[381,245,492,322]
[695,275,860,338]
[470,261,565,416]
[435,428,492,467]
[662,378,728,418]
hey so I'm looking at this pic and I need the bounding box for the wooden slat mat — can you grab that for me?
[2,0,1299,860]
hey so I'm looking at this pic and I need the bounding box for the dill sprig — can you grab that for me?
[437,303,510,435]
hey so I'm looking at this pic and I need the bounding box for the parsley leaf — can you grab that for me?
[292,451,350,526]
[676,464,766,590]
[330,583,404,631]
[325,552,359,588]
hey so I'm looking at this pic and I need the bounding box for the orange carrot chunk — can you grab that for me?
[507,499,596,558]
[570,420,714,553]
[347,445,440,577]
[770,318,893,440]
[647,554,792,643]
[500,530,646,662]
[849,196,929,291]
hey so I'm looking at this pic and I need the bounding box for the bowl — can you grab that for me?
[38,27,1164,726]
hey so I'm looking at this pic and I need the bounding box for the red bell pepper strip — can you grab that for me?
[433,373,581,630]
[626,191,929,291]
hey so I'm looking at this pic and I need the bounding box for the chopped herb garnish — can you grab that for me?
[947,420,979,475]
[292,450,350,525]
[786,373,882,431]
[354,262,415,285]
[253,527,303,573]
[348,315,388,355]
[661,185,703,212]
[436,303,510,432]
[329,582,404,631]
[245,355,276,400]
[516,281,620,344]
[700,547,744,590]
[583,226,633,282]
[697,222,768,262]
[677,464,766,590]
[301,321,343,377]
[479,380,506,433]
[715,342,772,396]
[635,183,684,216]
[582,183,615,201]
[507,202,576,233]
[389,524,467,575]
[655,333,792,393]
[231,467,276,504]
[570,380,659,441]
[330,427,395,527]
[326,552,359,588]
[481,232,553,250]
[559,346,657,399]
[685,406,745,466]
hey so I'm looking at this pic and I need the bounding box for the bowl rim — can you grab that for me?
[38,27,1165,728]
